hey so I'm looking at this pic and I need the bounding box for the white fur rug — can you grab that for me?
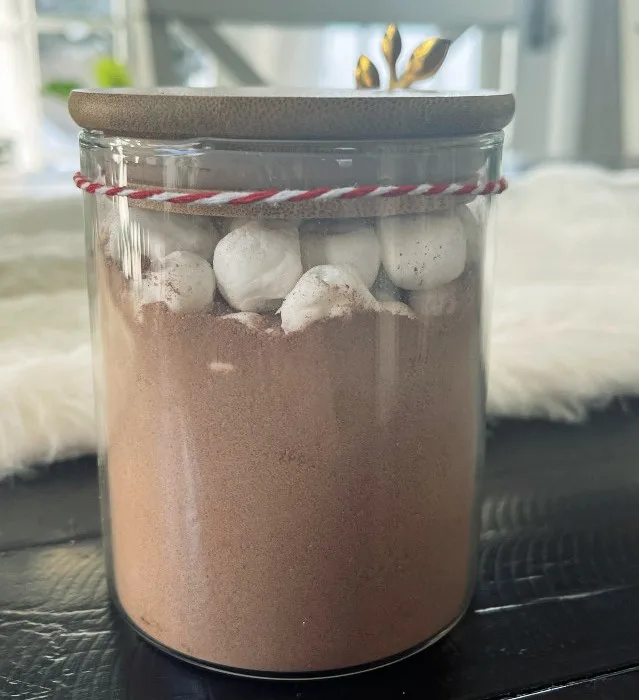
[1,197,94,478]
[489,164,639,420]
[1,163,639,479]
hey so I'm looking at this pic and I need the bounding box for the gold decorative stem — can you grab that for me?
[400,38,451,88]
[354,24,452,90]
[382,24,402,89]
[355,55,380,89]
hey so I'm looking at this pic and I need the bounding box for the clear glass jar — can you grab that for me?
[75,88,511,679]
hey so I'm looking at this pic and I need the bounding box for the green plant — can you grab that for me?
[42,79,83,99]
[42,56,132,100]
[94,57,132,88]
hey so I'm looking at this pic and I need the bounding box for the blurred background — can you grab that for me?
[1,0,637,180]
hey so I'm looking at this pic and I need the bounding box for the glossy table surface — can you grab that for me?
[2,401,639,699]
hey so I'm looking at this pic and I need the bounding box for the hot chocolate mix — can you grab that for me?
[98,253,480,673]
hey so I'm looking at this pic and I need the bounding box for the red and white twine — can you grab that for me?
[73,171,507,206]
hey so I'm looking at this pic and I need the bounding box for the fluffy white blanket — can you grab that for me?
[1,164,638,478]
[489,164,639,420]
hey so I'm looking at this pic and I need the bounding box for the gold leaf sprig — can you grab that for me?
[355,55,380,89]
[382,23,402,87]
[355,24,451,90]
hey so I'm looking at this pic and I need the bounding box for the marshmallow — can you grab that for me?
[223,218,299,235]
[213,221,303,312]
[409,282,459,318]
[300,220,380,288]
[223,312,282,336]
[371,267,402,302]
[457,204,483,262]
[222,312,270,331]
[223,217,251,233]
[279,264,377,334]
[378,301,417,319]
[138,250,215,313]
[119,209,219,262]
[378,212,466,291]
[209,361,235,374]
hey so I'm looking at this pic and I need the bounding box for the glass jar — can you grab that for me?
[71,88,514,679]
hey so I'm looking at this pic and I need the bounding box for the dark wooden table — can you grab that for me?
[2,402,639,699]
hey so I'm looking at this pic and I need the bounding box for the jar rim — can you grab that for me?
[78,129,505,155]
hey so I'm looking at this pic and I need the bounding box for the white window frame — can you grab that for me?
[0,0,42,172]
[144,0,518,91]
[0,0,154,174]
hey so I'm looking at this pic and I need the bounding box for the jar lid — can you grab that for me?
[68,87,514,140]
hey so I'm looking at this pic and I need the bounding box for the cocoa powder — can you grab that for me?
[99,254,480,674]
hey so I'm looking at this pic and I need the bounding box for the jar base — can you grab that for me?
[114,597,469,681]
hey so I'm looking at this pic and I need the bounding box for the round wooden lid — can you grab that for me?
[69,87,515,140]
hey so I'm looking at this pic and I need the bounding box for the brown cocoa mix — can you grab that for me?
[99,249,480,673]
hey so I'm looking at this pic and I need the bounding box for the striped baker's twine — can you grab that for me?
[73,171,507,206]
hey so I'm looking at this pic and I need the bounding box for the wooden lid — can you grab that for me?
[69,87,515,140]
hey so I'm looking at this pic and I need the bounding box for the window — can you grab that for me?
[0,0,131,173]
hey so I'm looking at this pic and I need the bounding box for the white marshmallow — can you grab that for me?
[138,250,215,313]
[279,264,377,334]
[371,267,402,302]
[378,301,417,319]
[120,209,219,262]
[222,311,270,331]
[209,361,235,374]
[224,217,251,233]
[223,312,282,336]
[300,220,380,288]
[457,204,483,262]
[409,283,459,318]
[213,221,303,312]
[223,218,299,234]
[378,212,466,291]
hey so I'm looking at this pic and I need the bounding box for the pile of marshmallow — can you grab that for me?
[109,207,472,333]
